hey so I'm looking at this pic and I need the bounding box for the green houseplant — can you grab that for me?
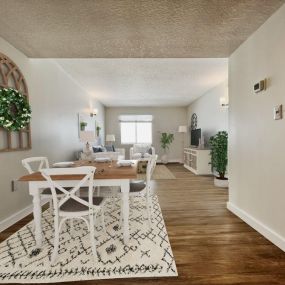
[80,121,87,131]
[160,132,174,164]
[96,125,101,137]
[209,131,228,187]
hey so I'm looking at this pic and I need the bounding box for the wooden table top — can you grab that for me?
[18,160,138,182]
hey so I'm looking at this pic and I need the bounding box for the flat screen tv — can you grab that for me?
[191,128,201,147]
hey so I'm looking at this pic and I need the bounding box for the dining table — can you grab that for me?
[18,160,138,248]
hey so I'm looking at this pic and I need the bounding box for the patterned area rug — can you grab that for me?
[0,195,177,283]
[137,165,176,180]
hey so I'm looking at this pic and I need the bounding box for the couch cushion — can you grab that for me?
[143,153,151,158]
[133,144,150,154]
[92,146,103,153]
[105,145,115,152]
[132,152,142,159]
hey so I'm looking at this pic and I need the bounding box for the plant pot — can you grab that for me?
[214,177,228,188]
[161,154,168,164]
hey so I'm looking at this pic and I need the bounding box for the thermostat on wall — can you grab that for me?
[254,79,266,93]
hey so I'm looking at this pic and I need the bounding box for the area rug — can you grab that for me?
[137,165,176,180]
[0,195,177,283]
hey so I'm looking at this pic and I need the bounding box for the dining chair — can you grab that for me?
[22,157,71,216]
[119,154,158,226]
[41,166,106,264]
[22,157,53,213]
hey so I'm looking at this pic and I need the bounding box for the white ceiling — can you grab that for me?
[56,59,228,107]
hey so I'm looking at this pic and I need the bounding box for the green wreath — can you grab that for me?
[0,87,31,131]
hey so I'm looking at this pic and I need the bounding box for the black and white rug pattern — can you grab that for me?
[0,195,177,283]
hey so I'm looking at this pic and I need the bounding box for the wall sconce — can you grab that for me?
[90,108,98,117]
[220,97,229,107]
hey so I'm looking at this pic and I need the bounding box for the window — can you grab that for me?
[120,115,152,144]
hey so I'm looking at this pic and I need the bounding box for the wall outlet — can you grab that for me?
[11,180,22,192]
[274,105,282,120]
[11,180,16,192]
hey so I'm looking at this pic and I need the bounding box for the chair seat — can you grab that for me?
[41,187,72,195]
[60,197,104,212]
[129,181,146,192]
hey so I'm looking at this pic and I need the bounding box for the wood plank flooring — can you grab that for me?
[1,164,285,284]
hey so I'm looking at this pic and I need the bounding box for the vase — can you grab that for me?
[214,177,229,188]
[161,153,168,164]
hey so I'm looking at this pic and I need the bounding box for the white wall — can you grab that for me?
[0,37,105,222]
[187,81,228,145]
[105,107,187,161]
[228,4,285,250]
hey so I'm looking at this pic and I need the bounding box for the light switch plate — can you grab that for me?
[274,105,282,120]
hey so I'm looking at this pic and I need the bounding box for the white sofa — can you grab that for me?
[130,144,155,160]
[80,148,125,161]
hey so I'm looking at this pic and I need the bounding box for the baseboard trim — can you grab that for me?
[227,202,285,251]
[0,199,48,233]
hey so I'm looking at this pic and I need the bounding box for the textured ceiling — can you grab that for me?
[55,58,228,106]
[0,0,284,58]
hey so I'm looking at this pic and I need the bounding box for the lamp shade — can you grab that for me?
[178,125,187,133]
[106,134,115,142]
[80,131,96,142]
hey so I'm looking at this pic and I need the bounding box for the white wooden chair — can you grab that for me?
[41,166,106,264]
[22,157,71,215]
[22,157,53,213]
[120,154,158,226]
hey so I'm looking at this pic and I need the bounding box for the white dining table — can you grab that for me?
[18,160,138,247]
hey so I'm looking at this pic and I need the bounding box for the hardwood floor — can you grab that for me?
[1,164,285,284]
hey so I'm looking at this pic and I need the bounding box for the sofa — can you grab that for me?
[130,144,155,160]
[80,146,125,161]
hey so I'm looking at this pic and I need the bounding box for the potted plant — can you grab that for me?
[209,131,228,188]
[80,121,87,131]
[160,132,174,164]
[96,125,101,137]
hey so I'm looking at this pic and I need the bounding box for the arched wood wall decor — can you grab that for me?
[0,52,31,152]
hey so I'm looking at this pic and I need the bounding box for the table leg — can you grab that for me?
[30,183,42,248]
[121,180,130,244]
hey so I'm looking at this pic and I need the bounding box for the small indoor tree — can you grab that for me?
[160,132,174,163]
[209,131,228,185]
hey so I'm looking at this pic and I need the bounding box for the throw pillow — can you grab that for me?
[92,146,103,153]
[105,145,115,152]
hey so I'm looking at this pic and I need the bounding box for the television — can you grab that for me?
[191,128,201,147]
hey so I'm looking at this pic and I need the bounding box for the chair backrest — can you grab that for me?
[40,166,96,216]
[146,155,158,189]
[22,157,49,174]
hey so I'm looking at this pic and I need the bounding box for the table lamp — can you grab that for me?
[106,134,115,147]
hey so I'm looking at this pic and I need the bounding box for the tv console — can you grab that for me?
[183,147,212,175]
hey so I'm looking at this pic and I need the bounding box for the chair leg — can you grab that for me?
[89,211,98,262]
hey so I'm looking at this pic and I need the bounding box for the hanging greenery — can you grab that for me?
[0,87,31,131]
